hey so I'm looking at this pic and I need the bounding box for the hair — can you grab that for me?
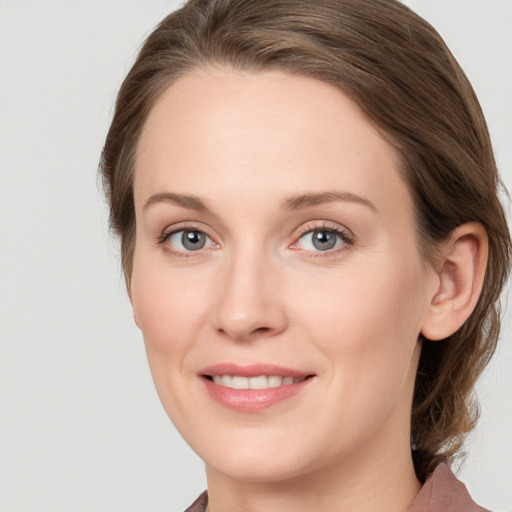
[100,0,511,482]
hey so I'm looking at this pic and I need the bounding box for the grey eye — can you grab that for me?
[168,230,211,251]
[299,229,343,251]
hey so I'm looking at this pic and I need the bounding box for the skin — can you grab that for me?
[130,68,488,512]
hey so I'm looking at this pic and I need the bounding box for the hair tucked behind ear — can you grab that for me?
[100,0,511,481]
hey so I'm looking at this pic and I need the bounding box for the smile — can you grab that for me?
[200,364,315,411]
[207,375,307,389]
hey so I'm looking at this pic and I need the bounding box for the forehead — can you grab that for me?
[134,67,412,223]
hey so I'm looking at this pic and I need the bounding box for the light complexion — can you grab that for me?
[130,68,487,512]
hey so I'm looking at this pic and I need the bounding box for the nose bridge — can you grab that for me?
[213,241,286,341]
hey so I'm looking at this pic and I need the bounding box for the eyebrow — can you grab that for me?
[281,191,377,212]
[143,193,207,211]
[143,190,377,213]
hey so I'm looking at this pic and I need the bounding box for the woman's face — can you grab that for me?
[131,68,437,482]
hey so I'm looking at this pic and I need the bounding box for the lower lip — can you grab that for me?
[202,377,313,411]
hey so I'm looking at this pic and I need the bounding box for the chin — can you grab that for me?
[196,431,324,483]
[207,453,311,483]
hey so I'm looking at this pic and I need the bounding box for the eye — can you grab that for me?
[167,229,214,252]
[296,228,349,252]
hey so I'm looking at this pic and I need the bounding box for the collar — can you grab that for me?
[407,462,487,512]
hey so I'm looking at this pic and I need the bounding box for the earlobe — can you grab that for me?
[421,223,488,341]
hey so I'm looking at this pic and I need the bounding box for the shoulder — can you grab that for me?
[407,463,489,512]
[183,490,208,512]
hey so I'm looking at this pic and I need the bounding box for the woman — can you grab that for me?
[100,0,511,510]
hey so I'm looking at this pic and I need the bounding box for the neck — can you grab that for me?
[205,434,421,512]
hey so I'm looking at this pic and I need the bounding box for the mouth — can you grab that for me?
[199,364,316,411]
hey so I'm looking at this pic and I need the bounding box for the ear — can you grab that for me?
[421,222,488,341]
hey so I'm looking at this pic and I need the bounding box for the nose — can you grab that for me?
[213,250,288,342]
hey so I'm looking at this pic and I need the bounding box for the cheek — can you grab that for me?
[129,253,213,425]
[130,250,210,363]
[296,251,426,396]
[294,256,426,452]
[299,256,424,341]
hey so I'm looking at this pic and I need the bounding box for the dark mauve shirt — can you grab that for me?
[184,463,488,512]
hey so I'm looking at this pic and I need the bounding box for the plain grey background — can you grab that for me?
[0,1,511,511]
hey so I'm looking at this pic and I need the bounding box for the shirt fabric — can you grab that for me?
[183,463,487,512]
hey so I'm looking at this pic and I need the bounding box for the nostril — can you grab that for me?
[254,327,271,333]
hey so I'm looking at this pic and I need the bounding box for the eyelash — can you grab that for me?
[156,222,216,258]
[291,222,355,258]
[156,221,355,258]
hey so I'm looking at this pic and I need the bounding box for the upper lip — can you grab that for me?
[200,363,313,378]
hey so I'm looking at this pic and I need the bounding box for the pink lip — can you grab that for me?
[199,363,315,412]
[200,363,311,378]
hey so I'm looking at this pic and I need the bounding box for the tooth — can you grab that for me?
[249,376,268,389]
[268,376,283,388]
[232,376,250,389]
[212,374,302,389]
[221,375,233,388]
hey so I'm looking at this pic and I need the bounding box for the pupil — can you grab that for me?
[182,230,206,250]
[312,230,337,251]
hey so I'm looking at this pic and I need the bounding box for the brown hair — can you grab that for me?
[100,0,511,481]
